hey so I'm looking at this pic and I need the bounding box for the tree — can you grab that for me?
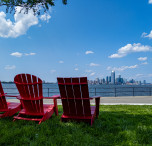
[0,0,67,15]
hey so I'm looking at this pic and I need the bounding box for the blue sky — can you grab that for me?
[0,0,152,82]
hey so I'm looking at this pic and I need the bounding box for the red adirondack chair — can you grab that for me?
[14,74,59,124]
[57,77,101,125]
[0,81,21,118]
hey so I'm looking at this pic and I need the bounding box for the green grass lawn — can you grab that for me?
[0,105,152,145]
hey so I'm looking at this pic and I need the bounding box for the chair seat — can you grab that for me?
[0,102,20,112]
[62,106,96,119]
[19,104,54,116]
[7,102,21,109]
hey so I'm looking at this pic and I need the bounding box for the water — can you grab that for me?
[2,83,152,98]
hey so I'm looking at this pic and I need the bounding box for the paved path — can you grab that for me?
[7,96,152,105]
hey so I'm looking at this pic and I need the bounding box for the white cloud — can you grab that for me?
[50,69,56,73]
[11,52,36,57]
[85,70,92,73]
[0,7,38,38]
[59,61,64,64]
[24,53,36,56]
[107,65,138,71]
[142,31,152,39]
[141,32,148,38]
[149,0,152,4]
[148,74,152,77]
[109,43,152,58]
[40,13,51,23]
[10,52,23,57]
[85,51,94,55]
[90,63,100,66]
[138,57,147,61]
[141,62,148,65]
[90,72,95,76]
[107,66,112,71]
[4,65,16,70]
[136,74,143,77]
[74,68,79,71]
[0,7,52,38]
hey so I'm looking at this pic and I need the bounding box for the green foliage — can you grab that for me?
[0,105,152,145]
[0,0,67,15]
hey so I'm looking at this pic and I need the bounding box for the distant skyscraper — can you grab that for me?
[102,78,105,84]
[108,76,111,83]
[95,78,100,84]
[111,71,115,84]
[106,76,109,84]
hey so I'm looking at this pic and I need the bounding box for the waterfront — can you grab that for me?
[2,83,152,98]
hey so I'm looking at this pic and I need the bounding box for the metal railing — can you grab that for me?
[90,87,152,97]
[3,87,152,97]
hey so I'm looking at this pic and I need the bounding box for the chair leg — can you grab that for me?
[53,99,58,116]
[39,121,42,124]
[95,98,100,118]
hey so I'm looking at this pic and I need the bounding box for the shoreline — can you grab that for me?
[7,96,152,105]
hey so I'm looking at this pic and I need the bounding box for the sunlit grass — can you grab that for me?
[0,105,152,145]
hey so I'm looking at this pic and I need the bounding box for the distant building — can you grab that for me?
[108,76,111,83]
[111,71,115,84]
[116,75,123,84]
[129,79,135,84]
[106,76,109,84]
[95,78,100,84]
[102,78,106,84]
[87,71,150,85]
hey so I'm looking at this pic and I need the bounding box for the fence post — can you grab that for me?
[95,88,96,96]
[115,88,116,97]
[48,88,49,97]
[133,87,134,96]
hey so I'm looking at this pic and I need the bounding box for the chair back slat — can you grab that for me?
[26,74,38,113]
[57,77,91,117]
[72,78,84,116]
[26,74,34,98]
[80,77,91,116]
[32,75,39,98]
[38,78,43,113]
[64,78,77,116]
[0,82,8,110]
[14,75,25,97]
[14,74,44,114]
[57,78,70,115]
[0,81,4,95]
[22,74,30,98]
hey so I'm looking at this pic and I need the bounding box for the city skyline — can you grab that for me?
[88,70,149,85]
[0,70,149,84]
[0,0,152,82]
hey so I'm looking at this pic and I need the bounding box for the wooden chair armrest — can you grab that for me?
[89,96,101,100]
[16,95,21,100]
[43,95,61,99]
[43,95,60,116]
[90,96,101,99]
[90,96,101,118]
[5,94,20,98]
